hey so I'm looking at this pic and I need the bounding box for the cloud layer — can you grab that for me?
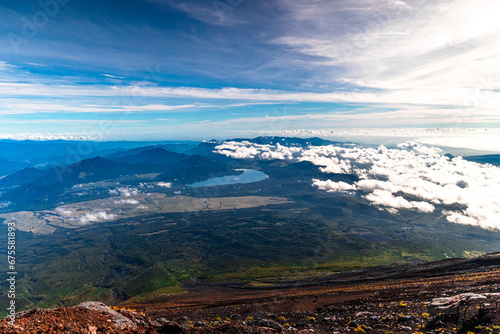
[215,140,500,230]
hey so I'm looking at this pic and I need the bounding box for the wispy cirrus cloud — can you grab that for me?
[0,81,496,108]
[0,133,100,141]
[1,0,500,138]
[0,60,14,71]
[0,119,146,125]
[0,101,199,115]
[149,0,247,26]
[274,0,500,97]
[101,73,126,79]
[0,98,290,116]
[174,107,500,130]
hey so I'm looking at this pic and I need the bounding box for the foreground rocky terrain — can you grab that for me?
[0,301,182,334]
[3,253,500,333]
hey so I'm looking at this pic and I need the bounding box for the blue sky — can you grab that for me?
[1,0,499,140]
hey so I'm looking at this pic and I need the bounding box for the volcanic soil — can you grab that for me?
[3,253,500,333]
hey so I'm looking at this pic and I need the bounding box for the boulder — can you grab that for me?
[247,319,283,332]
[427,293,487,316]
[77,301,138,329]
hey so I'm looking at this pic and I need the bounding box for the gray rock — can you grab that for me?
[397,315,413,322]
[76,301,137,328]
[427,293,487,316]
[248,319,283,332]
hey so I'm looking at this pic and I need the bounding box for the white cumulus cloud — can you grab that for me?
[215,140,500,230]
[312,179,356,193]
[114,199,140,205]
[108,187,139,197]
[79,211,116,224]
[55,207,74,216]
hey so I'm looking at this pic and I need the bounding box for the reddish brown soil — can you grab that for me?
[0,306,166,334]
[125,267,500,333]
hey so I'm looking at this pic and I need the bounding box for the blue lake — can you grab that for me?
[188,169,268,188]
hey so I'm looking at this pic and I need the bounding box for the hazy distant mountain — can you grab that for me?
[260,160,358,183]
[0,148,237,210]
[104,146,161,160]
[0,157,146,208]
[0,140,199,168]
[3,182,67,208]
[0,167,48,188]
[156,143,199,153]
[184,141,220,156]
[464,154,500,166]
[156,154,236,183]
[32,156,145,186]
[0,158,30,178]
[109,148,189,165]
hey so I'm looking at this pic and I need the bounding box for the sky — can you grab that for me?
[1,0,500,142]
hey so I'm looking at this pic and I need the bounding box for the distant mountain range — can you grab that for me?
[464,154,500,166]
[0,159,31,178]
[109,148,189,165]
[0,144,240,210]
[0,167,47,188]
[0,140,199,177]
[4,137,500,212]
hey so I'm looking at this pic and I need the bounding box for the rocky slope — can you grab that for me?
[0,301,182,334]
[3,253,500,333]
